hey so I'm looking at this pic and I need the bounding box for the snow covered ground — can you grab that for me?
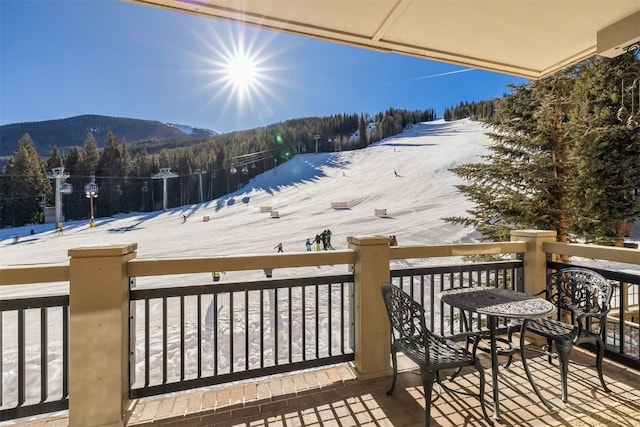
[2,117,638,288]
[0,119,491,283]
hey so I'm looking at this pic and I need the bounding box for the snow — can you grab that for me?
[0,118,489,273]
[166,122,220,136]
[2,116,637,287]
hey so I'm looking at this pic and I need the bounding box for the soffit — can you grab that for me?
[125,1,640,79]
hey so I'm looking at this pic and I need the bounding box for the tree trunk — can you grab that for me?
[614,219,628,247]
[556,213,570,263]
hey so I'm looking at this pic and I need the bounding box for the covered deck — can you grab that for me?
[11,346,640,427]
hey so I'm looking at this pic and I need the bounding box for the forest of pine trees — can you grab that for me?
[446,54,640,246]
[0,108,435,227]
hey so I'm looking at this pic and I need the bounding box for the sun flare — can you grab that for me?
[192,23,287,122]
[224,52,259,93]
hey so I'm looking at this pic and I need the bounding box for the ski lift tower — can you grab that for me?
[152,168,178,212]
[47,167,70,229]
[313,134,321,154]
[194,169,207,204]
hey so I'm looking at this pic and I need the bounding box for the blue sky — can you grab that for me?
[1,0,528,134]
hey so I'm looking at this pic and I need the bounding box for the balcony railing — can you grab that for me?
[129,275,355,398]
[1,230,639,426]
[0,295,69,420]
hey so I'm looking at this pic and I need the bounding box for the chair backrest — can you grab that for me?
[380,283,429,346]
[546,268,613,317]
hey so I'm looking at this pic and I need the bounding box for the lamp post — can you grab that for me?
[84,175,98,228]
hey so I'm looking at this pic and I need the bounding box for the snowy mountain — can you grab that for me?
[0,115,190,157]
[166,123,221,137]
[0,119,489,272]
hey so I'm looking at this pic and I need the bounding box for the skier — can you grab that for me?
[274,242,283,253]
[305,238,312,251]
[326,229,334,249]
[314,234,322,251]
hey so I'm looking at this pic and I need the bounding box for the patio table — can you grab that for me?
[440,286,555,420]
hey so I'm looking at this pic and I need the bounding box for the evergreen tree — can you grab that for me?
[119,138,135,213]
[96,131,123,216]
[47,146,64,170]
[3,134,51,226]
[176,150,195,205]
[80,132,100,176]
[445,71,575,242]
[63,146,86,220]
[358,115,367,148]
[568,55,640,245]
[133,147,156,211]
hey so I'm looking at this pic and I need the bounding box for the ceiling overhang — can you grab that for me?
[126,1,640,79]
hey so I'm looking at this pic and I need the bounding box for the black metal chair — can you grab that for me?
[507,267,613,402]
[381,283,492,426]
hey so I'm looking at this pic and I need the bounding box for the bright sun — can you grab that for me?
[188,21,292,129]
[224,53,259,93]
[193,23,286,118]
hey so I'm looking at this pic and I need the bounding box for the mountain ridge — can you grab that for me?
[0,114,219,157]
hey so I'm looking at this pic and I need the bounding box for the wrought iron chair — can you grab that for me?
[380,283,492,426]
[507,267,613,402]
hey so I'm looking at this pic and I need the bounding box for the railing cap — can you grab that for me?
[347,236,390,246]
[68,244,138,258]
[510,230,557,238]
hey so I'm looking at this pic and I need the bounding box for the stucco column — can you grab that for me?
[510,230,556,296]
[347,235,392,380]
[68,244,137,427]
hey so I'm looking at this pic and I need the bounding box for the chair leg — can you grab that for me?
[421,369,437,427]
[555,340,572,403]
[448,312,474,381]
[387,347,398,396]
[595,337,612,393]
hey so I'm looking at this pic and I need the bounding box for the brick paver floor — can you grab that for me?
[5,346,640,427]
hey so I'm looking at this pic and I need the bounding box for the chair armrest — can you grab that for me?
[575,310,609,322]
[573,310,610,342]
